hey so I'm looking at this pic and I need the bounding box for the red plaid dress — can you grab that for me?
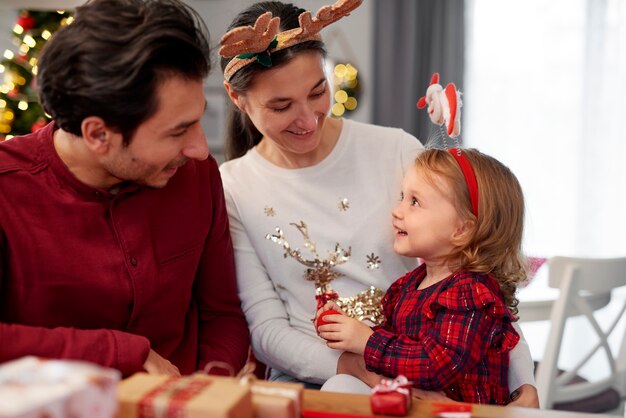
[364,264,520,405]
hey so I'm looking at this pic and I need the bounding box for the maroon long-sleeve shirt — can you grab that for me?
[0,122,249,376]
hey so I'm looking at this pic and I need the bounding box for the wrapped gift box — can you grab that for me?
[247,379,303,418]
[180,372,303,418]
[117,373,253,418]
[0,356,120,418]
[370,376,412,416]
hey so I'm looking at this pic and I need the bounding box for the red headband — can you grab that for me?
[449,148,479,217]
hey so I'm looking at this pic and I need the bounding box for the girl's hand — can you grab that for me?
[315,301,344,318]
[318,314,374,354]
[315,302,345,335]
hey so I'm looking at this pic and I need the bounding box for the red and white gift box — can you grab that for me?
[0,356,120,418]
[117,372,253,418]
[202,361,303,418]
[370,375,412,416]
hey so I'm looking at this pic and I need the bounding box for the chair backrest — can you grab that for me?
[535,256,626,412]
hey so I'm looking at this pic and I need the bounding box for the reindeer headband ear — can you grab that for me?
[220,0,363,82]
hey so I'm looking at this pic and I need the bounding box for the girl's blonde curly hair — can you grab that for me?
[414,148,528,317]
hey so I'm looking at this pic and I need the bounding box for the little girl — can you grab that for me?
[316,147,527,405]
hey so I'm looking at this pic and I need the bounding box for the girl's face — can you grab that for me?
[392,166,466,261]
[226,51,331,163]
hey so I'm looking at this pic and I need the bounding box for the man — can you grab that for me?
[0,0,249,376]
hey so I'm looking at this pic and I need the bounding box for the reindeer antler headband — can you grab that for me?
[219,0,363,82]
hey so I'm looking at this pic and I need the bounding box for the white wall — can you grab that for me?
[0,9,16,54]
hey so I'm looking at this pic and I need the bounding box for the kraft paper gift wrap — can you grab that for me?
[247,380,303,418]
[117,372,253,418]
[201,361,303,418]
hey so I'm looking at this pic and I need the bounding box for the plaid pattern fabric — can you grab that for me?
[364,264,520,405]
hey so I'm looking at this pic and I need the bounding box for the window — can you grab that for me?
[465,0,626,258]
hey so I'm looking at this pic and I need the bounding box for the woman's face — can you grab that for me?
[229,51,332,160]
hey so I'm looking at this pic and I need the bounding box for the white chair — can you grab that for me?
[534,256,626,414]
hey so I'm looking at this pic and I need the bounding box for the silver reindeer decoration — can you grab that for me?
[266,221,385,324]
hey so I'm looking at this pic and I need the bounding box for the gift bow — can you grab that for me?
[371,376,412,416]
[372,375,411,395]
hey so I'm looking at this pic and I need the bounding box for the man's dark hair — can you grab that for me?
[37,0,211,144]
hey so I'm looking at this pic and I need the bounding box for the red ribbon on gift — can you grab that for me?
[303,411,374,418]
[138,377,211,418]
[431,402,472,417]
[370,376,412,416]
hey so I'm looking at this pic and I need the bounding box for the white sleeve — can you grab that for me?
[508,322,536,390]
[223,188,341,384]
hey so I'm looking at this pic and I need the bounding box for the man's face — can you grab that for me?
[101,75,209,188]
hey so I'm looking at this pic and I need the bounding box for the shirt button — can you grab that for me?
[130,257,138,267]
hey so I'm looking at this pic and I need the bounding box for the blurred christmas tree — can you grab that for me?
[0,10,73,141]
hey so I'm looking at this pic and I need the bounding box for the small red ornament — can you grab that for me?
[316,309,341,343]
[17,12,36,32]
[315,309,341,331]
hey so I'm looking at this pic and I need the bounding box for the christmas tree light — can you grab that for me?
[0,10,73,141]
[330,62,360,118]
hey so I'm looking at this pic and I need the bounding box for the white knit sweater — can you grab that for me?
[220,119,534,389]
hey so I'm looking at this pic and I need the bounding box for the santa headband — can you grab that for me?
[219,0,363,82]
[417,73,479,217]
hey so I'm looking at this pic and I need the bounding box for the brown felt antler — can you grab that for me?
[295,0,362,40]
[220,0,363,81]
[219,12,280,59]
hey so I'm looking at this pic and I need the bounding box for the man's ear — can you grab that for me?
[223,81,246,113]
[81,116,113,155]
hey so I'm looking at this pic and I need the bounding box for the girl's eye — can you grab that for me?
[411,197,419,206]
[399,192,404,201]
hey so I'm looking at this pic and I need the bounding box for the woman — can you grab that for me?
[218,0,538,406]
